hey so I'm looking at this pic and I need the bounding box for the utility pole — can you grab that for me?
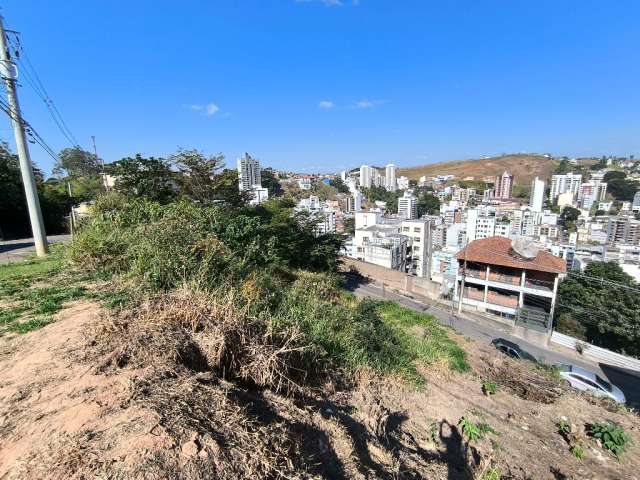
[457,239,468,313]
[91,135,107,191]
[0,16,48,256]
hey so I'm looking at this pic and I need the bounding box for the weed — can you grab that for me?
[458,415,497,443]
[482,379,499,395]
[479,466,501,480]
[588,422,631,458]
[558,419,571,435]
[570,444,585,460]
[427,420,439,445]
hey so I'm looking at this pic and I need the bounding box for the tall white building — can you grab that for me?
[359,165,372,189]
[397,176,410,190]
[530,177,545,212]
[398,191,418,219]
[353,190,363,212]
[494,171,514,199]
[385,164,397,192]
[237,153,261,191]
[550,173,582,203]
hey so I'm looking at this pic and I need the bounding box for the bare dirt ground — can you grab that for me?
[0,301,638,479]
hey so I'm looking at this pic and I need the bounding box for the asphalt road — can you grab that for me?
[0,234,70,264]
[346,277,640,408]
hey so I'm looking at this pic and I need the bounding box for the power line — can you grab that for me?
[5,30,80,148]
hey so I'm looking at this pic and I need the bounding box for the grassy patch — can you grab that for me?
[377,301,470,374]
[0,248,86,334]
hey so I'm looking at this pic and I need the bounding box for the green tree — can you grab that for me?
[604,171,639,201]
[554,158,572,175]
[343,217,355,235]
[560,206,580,232]
[53,147,102,178]
[330,177,350,194]
[108,154,177,203]
[416,192,440,217]
[261,168,283,197]
[555,262,640,357]
[169,148,225,204]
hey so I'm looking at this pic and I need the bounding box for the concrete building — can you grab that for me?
[454,237,566,330]
[494,171,514,199]
[385,164,397,192]
[577,181,607,210]
[401,219,432,277]
[296,195,336,235]
[529,177,545,212]
[248,186,269,206]
[298,177,312,190]
[398,191,418,219]
[606,216,640,245]
[397,176,410,190]
[237,153,261,191]
[359,165,372,189]
[550,173,582,203]
[633,191,640,213]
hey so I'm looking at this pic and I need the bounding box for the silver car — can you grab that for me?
[556,364,626,404]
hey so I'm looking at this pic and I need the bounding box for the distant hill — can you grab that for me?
[397,154,557,185]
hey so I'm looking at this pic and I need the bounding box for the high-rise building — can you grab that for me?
[359,165,372,189]
[237,153,261,191]
[398,191,418,219]
[530,177,545,212]
[353,191,363,212]
[549,173,582,203]
[493,171,513,199]
[385,164,397,192]
[397,176,410,190]
[633,191,640,213]
[340,170,347,182]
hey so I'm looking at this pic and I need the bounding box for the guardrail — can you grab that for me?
[550,331,640,372]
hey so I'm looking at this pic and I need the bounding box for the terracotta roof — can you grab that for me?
[456,236,566,274]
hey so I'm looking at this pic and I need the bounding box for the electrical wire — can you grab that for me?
[6,30,80,148]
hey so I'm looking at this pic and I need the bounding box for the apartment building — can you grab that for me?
[296,195,336,235]
[606,216,640,245]
[493,171,514,199]
[454,236,566,331]
[385,164,397,191]
[550,173,582,203]
[529,177,545,212]
[401,219,432,277]
[237,153,262,191]
[398,191,418,219]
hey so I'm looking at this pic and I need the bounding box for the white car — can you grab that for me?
[556,364,626,404]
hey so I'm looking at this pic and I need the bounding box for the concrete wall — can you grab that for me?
[341,257,441,300]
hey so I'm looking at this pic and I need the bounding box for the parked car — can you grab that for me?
[491,338,538,362]
[556,364,626,404]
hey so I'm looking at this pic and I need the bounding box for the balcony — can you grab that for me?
[486,291,519,308]
[524,277,554,292]
[488,271,520,285]
[462,288,518,308]
[466,268,487,280]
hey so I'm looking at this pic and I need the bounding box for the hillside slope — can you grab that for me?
[398,154,556,185]
[1,299,639,479]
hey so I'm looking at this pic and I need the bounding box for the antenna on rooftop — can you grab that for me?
[511,236,540,260]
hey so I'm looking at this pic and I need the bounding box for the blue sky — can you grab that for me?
[2,0,640,174]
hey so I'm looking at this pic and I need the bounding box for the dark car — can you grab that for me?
[491,338,538,362]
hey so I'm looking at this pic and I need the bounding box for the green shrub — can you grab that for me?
[570,444,585,460]
[588,422,631,458]
[458,415,497,443]
[482,379,499,395]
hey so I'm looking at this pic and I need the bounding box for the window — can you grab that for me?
[413,246,420,252]
[413,227,421,233]
[357,247,363,252]
[413,237,420,242]
[402,227,410,232]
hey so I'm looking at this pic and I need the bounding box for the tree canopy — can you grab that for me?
[53,147,102,178]
[555,262,640,358]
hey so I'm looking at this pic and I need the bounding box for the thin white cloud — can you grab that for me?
[318,100,334,109]
[353,99,386,109]
[205,103,220,116]
[295,0,344,6]
[183,102,221,117]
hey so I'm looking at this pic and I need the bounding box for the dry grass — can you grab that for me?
[397,154,556,185]
[89,287,322,396]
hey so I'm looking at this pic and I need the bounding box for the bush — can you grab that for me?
[588,422,631,458]
[482,379,499,395]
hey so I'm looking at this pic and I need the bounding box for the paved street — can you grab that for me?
[346,277,640,408]
[0,234,70,264]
